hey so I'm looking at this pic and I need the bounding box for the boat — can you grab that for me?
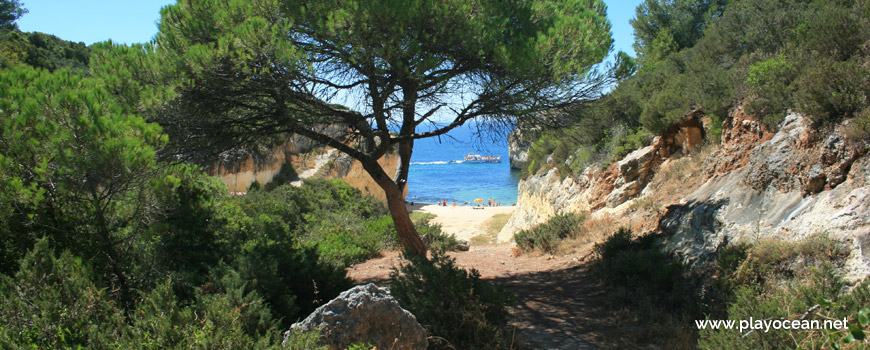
[463,152,501,164]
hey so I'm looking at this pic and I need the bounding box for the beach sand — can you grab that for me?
[407,203,514,242]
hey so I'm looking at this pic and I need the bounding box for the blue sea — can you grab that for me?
[405,123,520,205]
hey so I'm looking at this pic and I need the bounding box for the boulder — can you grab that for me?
[285,284,427,350]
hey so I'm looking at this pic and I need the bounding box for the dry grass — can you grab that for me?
[646,142,718,203]
[409,211,437,225]
[471,213,511,246]
[557,213,614,254]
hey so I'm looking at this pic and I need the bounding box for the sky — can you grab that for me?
[16,0,644,57]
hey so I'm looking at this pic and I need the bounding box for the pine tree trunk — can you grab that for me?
[361,158,427,258]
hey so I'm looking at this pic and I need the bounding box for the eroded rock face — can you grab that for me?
[285,284,427,350]
[508,129,530,170]
[209,132,404,201]
[498,113,706,242]
[660,112,870,281]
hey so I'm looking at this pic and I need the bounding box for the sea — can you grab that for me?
[405,123,520,205]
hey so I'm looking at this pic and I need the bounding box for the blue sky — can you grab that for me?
[16,0,644,57]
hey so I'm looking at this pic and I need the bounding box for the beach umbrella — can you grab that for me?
[474,198,484,203]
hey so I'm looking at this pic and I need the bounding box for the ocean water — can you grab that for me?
[405,124,520,205]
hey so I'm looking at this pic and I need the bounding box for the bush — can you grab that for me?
[795,59,870,125]
[416,217,464,252]
[515,213,585,254]
[390,252,516,350]
[0,239,124,349]
[0,239,293,350]
[593,228,693,314]
[699,265,870,350]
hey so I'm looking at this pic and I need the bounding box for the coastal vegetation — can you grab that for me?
[138,0,613,257]
[3,0,870,348]
[523,0,870,178]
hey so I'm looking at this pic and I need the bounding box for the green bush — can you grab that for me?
[593,228,693,314]
[744,54,797,129]
[0,239,124,349]
[0,239,294,350]
[390,251,516,350]
[416,217,464,252]
[699,265,870,350]
[795,59,870,125]
[515,213,585,254]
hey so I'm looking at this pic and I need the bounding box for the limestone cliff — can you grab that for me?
[508,129,530,170]
[499,106,870,280]
[207,134,320,192]
[498,112,706,242]
[207,134,403,201]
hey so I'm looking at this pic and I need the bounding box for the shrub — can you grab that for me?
[593,229,693,314]
[515,213,585,254]
[744,54,797,129]
[390,252,516,350]
[0,239,124,349]
[795,59,870,125]
[699,265,870,350]
[305,213,398,268]
[416,218,464,252]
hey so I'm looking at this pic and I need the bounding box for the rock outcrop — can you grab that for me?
[285,284,427,350]
[207,134,321,192]
[508,129,530,170]
[660,112,870,281]
[501,106,870,282]
[207,133,403,201]
[498,112,706,243]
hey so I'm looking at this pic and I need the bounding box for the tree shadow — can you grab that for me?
[490,264,657,350]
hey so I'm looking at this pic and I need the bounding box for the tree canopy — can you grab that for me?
[137,0,613,256]
[0,0,26,30]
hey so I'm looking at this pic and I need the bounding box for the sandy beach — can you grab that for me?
[407,203,514,242]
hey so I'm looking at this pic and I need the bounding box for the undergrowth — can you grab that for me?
[591,229,868,349]
[390,251,517,350]
[515,213,585,254]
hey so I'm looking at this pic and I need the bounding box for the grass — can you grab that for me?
[470,213,511,246]
[409,211,437,225]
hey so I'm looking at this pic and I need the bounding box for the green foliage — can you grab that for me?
[0,0,26,30]
[416,218,464,253]
[0,240,291,349]
[283,328,328,350]
[592,228,700,333]
[0,239,124,349]
[390,251,516,350]
[631,0,727,60]
[744,55,797,128]
[794,58,870,126]
[264,163,298,191]
[699,265,870,349]
[0,66,166,306]
[515,213,585,254]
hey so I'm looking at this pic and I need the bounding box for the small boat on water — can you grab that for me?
[463,152,501,164]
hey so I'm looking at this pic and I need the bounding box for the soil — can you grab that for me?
[347,245,656,349]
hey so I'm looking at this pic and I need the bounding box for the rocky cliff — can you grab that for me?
[499,107,870,280]
[207,134,403,201]
[508,129,530,170]
[498,112,706,242]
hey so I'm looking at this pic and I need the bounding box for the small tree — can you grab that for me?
[142,0,612,256]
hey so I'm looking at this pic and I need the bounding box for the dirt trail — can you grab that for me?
[348,245,648,349]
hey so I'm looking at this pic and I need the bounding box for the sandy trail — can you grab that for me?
[409,203,514,241]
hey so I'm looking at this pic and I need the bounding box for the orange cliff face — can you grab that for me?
[206,134,405,202]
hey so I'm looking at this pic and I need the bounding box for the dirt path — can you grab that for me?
[347,245,648,349]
